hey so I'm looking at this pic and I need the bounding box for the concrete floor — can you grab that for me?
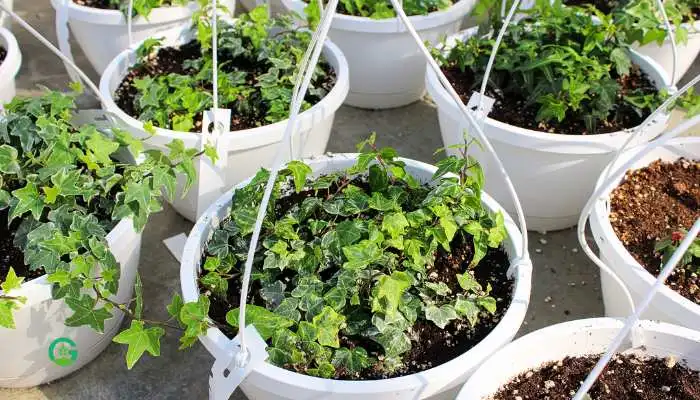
[2,1,698,399]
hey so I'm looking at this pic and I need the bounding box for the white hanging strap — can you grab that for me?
[387,0,530,276]
[235,0,339,365]
[477,0,521,119]
[573,217,700,400]
[127,0,134,47]
[209,325,268,400]
[54,0,83,84]
[653,0,677,84]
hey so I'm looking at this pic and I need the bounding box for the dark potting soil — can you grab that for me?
[0,208,42,284]
[203,181,514,380]
[492,354,700,399]
[609,158,700,304]
[0,46,6,66]
[72,0,178,9]
[443,64,658,135]
[114,40,336,133]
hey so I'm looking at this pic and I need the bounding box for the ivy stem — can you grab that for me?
[92,289,185,332]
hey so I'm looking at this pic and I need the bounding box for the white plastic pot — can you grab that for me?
[180,154,532,400]
[426,27,673,231]
[50,0,201,75]
[0,26,20,106]
[282,0,475,109]
[457,318,700,399]
[0,219,142,388]
[634,21,700,84]
[589,137,700,329]
[100,26,349,222]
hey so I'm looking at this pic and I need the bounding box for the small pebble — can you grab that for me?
[544,380,556,389]
[572,248,579,253]
[535,248,542,254]
[661,386,671,393]
[539,238,548,245]
[665,355,677,368]
[544,296,552,303]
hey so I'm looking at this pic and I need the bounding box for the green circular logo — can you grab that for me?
[48,337,78,367]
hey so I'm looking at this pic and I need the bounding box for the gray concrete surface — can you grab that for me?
[1,1,698,399]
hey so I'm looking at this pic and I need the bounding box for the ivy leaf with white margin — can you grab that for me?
[112,320,165,369]
[424,304,458,329]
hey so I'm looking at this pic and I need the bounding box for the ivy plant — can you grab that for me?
[304,0,453,22]
[655,230,700,274]
[121,5,332,133]
[0,87,207,367]
[432,0,682,134]
[176,134,510,378]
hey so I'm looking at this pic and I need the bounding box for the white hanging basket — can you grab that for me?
[281,0,476,109]
[589,136,700,329]
[49,0,200,75]
[0,219,142,388]
[99,27,350,222]
[0,26,20,105]
[456,318,700,399]
[634,20,700,85]
[426,27,674,231]
[180,154,532,400]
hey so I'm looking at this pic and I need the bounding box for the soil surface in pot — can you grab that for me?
[609,158,699,304]
[203,176,515,380]
[115,40,336,133]
[444,64,657,135]
[0,46,6,66]
[72,0,180,9]
[493,353,700,399]
[0,208,43,283]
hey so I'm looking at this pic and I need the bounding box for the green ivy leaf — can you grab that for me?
[0,144,20,174]
[112,320,165,369]
[307,361,335,378]
[477,296,497,314]
[64,294,113,333]
[286,160,312,193]
[371,271,412,318]
[226,305,294,340]
[456,272,482,293]
[332,347,372,374]
[381,212,409,239]
[374,326,411,358]
[454,297,480,326]
[10,182,44,221]
[1,267,24,292]
[312,306,346,348]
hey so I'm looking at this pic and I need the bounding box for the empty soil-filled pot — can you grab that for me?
[427,2,674,231]
[100,7,349,221]
[457,318,700,399]
[180,151,532,399]
[590,137,700,329]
